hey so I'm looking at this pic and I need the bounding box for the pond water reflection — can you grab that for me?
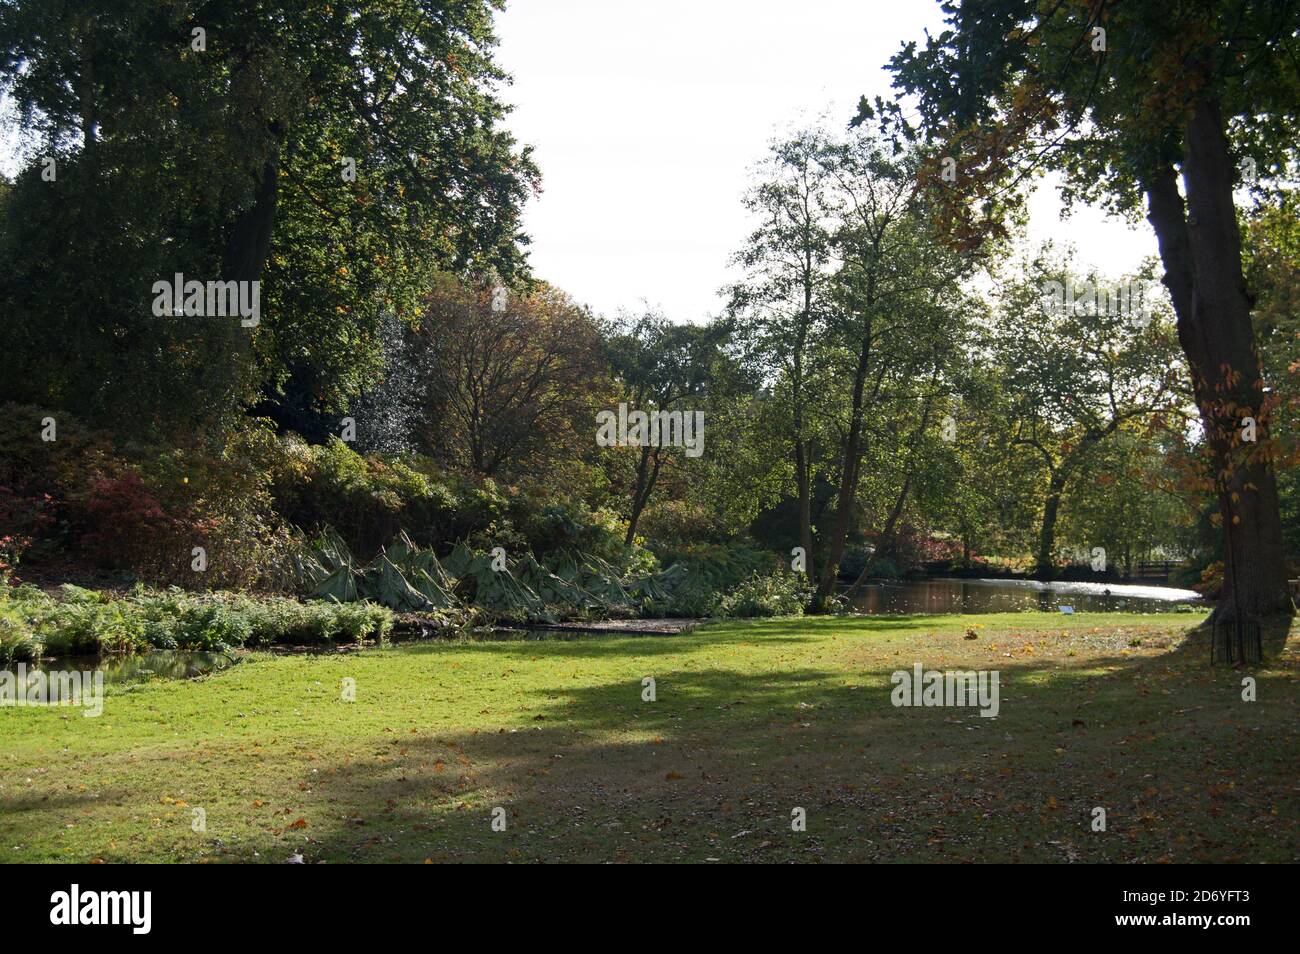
[844,577,1205,615]
[1,650,236,687]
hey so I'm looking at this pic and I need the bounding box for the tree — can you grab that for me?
[0,0,538,431]
[728,128,839,584]
[885,0,1299,618]
[1057,430,1200,577]
[841,380,950,592]
[1243,192,1300,562]
[922,363,1044,568]
[987,253,1182,575]
[605,313,729,545]
[728,120,974,606]
[810,122,973,607]
[417,276,607,480]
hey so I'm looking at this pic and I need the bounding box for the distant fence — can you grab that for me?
[1133,560,1183,579]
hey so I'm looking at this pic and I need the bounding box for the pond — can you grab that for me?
[1,650,237,688]
[843,577,1205,615]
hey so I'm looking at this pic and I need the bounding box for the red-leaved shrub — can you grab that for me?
[78,472,181,572]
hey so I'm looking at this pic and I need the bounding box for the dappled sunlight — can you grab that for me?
[4,613,1295,862]
[295,620,1299,862]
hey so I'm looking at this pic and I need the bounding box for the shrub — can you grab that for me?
[512,501,629,565]
[0,403,116,500]
[649,543,775,615]
[0,411,296,588]
[76,471,181,575]
[138,421,302,590]
[332,601,396,642]
[270,438,473,557]
[0,532,28,583]
[1193,560,1224,598]
[887,524,961,573]
[716,571,812,618]
[42,599,146,656]
[164,593,393,648]
[639,498,730,546]
[0,583,396,657]
[0,485,53,581]
[0,597,39,662]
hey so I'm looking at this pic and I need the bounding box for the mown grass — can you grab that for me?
[2,610,1296,863]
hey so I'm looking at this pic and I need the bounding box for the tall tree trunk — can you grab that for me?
[792,280,816,584]
[223,157,280,283]
[846,470,913,596]
[845,395,932,595]
[813,333,872,608]
[1143,98,1292,620]
[795,437,814,582]
[1035,470,1067,579]
[624,445,662,545]
[208,152,282,426]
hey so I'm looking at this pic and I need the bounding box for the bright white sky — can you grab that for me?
[494,0,1159,322]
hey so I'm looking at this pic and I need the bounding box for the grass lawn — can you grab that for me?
[2,611,1296,863]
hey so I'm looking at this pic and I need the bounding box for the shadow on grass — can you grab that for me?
[1150,610,1295,664]
[389,624,811,661]
[280,617,1298,864]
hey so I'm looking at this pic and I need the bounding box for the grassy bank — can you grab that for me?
[2,610,1296,863]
